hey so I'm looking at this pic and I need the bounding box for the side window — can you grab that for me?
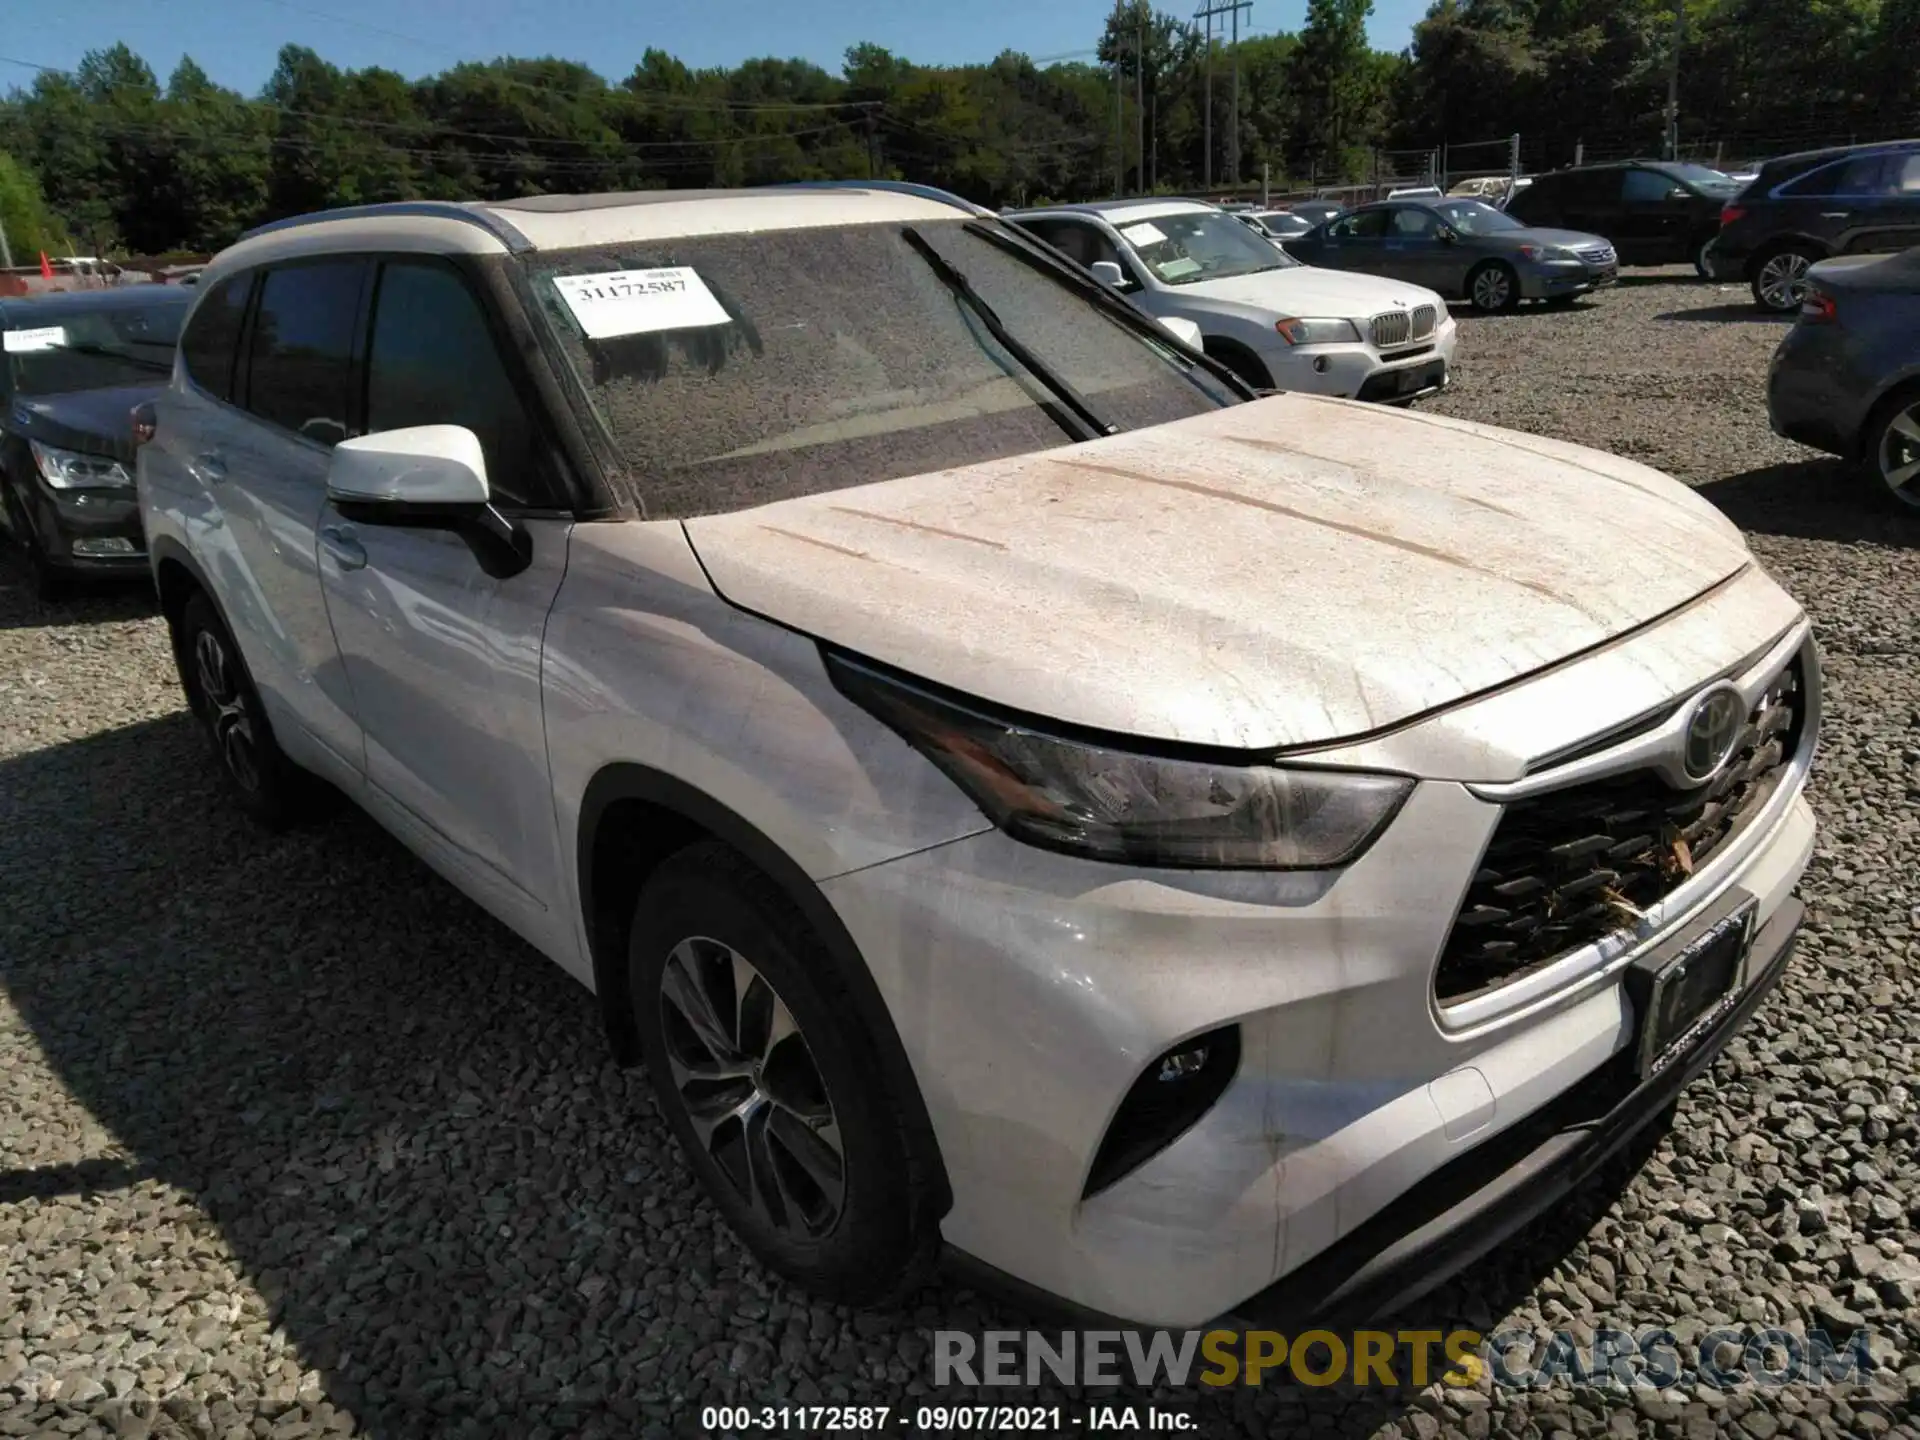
[1622,168,1677,203]
[1892,153,1920,195]
[1782,154,1886,199]
[1389,207,1439,238]
[180,272,252,402]
[365,259,538,508]
[243,260,367,447]
[1331,209,1389,239]
[1023,219,1093,266]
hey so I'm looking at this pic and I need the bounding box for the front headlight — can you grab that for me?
[1274,317,1363,346]
[829,654,1413,870]
[1518,244,1578,263]
[30,439,132,489]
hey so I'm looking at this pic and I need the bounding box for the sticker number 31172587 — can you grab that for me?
[552,267,732,339]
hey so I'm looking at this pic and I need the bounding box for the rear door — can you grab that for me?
[1311,207,1390,273]
[189,258,370,786]
[313,255,574,953]
[1614,167,1693,264]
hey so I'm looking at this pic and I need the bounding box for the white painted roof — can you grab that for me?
[479,188,972,249]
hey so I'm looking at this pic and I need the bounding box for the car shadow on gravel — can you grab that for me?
[0,554,157,630]
[1654,302,1789,324]
[0,713,1658,1439]
[1700,459,1920,546]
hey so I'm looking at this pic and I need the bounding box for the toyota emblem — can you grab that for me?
[1681,686,1746,783]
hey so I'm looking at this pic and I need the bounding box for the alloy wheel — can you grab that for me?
[1756,251,1811,311]
[1472,266,1512,311]
[1879,401,1920,507]
[193,627,261,792]
[657,935,845,1239]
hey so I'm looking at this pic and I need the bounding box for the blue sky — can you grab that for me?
[4,0,1430,94]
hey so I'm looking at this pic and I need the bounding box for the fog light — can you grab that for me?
[71,537,137,556]
[1157,1045,1211,1082]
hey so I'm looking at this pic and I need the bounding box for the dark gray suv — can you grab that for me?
[1709,140,1920,313]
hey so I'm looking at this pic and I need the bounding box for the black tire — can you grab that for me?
[4,492,66,603]
[174,591,314,828]
[1467,261,1520,314]
[1750,244,1819,313]
[1691,236,1715,280]
[628,841,936,1305]
[1860,384,1920,512]
[1204,341,1272,392]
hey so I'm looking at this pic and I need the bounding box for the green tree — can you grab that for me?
[1287,0,1384,179]
[0,151,67,257]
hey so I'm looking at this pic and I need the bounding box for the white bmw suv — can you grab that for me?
[138,183,1816,1328]
[1004,198,1458,403]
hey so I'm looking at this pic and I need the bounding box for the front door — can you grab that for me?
[313,256,573,956]
[1615,167,1693,264]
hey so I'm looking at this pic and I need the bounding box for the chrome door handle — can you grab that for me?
[1820,211,1850,219]
[195,450,227,482]
[319,524,367,571]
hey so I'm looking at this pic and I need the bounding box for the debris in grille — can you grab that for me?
[1435,659,1804,1003]
[1371,310,1411,348]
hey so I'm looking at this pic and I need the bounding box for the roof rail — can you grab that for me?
[238,200,536,253]
[782,179,994,218]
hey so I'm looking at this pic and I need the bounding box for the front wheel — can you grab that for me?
[1863,387,1920,510]
[1691,237,1715,279]
[1751,246,1818,313]
[1467,261,1520,314]
[629,841,937,1305]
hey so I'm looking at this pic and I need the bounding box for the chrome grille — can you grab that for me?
[1410,304,1437,341]
[1576,243,1617,266]
[1370,310,1410,348]
[1434,658,1805,1003]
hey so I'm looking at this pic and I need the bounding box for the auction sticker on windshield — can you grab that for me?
[3,326,66,353]
[1120,222,1168,246]
[552,268,731,339]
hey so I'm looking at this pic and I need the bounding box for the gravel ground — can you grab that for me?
[2,269,1918,1440]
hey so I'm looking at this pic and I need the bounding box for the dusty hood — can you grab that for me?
[684,395,1753,750]
[1178,265,1443,318]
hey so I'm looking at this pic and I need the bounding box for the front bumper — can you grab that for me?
[22,480,147,572]
[1231,895,1802,1327]
[824,607,1818,1328]
[1519,260,1618,299]
[1271,323,1458,404]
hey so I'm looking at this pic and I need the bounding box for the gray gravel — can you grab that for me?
[2,269,1917,1439]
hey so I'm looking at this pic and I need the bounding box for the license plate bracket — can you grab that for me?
[1624,892,1756,1080]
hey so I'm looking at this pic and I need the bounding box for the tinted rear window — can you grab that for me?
[181,273,251,401]
[243,260,367,446]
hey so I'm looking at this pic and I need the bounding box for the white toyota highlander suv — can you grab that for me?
[136,182,1817,1328]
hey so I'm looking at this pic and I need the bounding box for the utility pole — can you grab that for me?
[1194,0,1250,187]
[1200,16,1212,190]
[1135,20,1145,196]
[1113,44,1124,198]
[1664,1,1684,160]
[1508,132,1521,192]
[0,214,12,271]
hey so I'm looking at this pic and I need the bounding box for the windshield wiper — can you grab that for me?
[899,226,1115,443]
[960,221,1258,401]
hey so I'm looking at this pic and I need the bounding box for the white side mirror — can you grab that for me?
[328,424,489,508]
[1159,315,1204,349]
[1089,260,1128,288]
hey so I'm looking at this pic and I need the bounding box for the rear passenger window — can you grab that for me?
[1621,168,1677,202]
[364,260,538,507]
[180,273,252,402]
[1781,155,1886,199]
[243,260,367,447]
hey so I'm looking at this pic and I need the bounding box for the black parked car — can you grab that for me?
[1287,198,1617,312]
[1709,140,1920,313]
[1766,248,1920,510]
[1288,199,1346,227]
[1505,159,1742,274]
[0,286,189,599]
